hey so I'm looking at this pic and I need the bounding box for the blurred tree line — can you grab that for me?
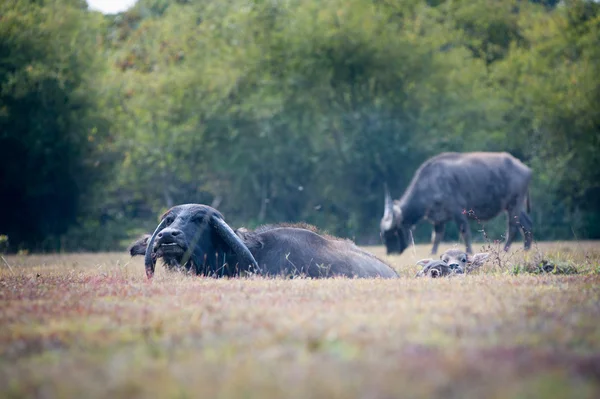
[0,0,598,252]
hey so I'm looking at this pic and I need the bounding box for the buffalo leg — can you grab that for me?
[454,214,472,254]
[431,223,445,255]
[519,211,533,250]
[504,210,521,252]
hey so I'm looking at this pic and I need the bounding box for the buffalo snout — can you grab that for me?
[155,228,187,257]
[157,228,183,242]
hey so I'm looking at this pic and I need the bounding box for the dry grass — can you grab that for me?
[1,241,600,398]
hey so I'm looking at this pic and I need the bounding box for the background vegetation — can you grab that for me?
[1,0,599,252]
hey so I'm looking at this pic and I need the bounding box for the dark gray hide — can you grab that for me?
[381,152,533,255]
[131,204,398,279]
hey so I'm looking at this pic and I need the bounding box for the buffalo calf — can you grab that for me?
[415,248,489,278]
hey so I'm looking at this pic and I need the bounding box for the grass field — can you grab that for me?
[1,241,600,398]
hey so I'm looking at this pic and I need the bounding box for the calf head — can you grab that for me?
[416,248,489,277]
[415,260,453,278]
[129,204,258,279]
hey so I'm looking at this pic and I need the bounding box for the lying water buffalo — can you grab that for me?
[381,152,533,255]
[130,204,398,279]
[415,249,490,278]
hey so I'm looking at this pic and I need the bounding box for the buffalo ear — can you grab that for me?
[129,234,150,257]
[468,252,489,270]
[416,258,435,267]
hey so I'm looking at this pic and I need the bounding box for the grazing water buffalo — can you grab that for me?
[130,204,398,279]
[415,249,490,278]
[381,152,533,255]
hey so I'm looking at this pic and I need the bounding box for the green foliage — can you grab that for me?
[511,259,580,275]
[0,235,8,254]
[1,0,599,251]
[491,0,600,238]
[0,0,112,251]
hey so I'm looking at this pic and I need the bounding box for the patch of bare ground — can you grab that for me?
[1,242,599,398]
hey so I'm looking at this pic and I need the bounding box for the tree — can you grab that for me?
[491,0,600,238]
[0,0,111,250]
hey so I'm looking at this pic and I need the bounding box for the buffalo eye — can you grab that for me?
[191,214,207,223]
[164,215,174,225]
[462,257,467,263]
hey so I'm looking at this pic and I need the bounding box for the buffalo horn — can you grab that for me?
[210,215,259,271]
[381,183,394,230]
[144,218,168,279]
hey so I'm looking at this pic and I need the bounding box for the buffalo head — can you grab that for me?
[380,185,409,254]
[415,249,489,277]
[129,204,258,279]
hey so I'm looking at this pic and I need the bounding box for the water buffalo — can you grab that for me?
[415,249,490,278]
[130,204,398,279]
[381,152,533,255]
